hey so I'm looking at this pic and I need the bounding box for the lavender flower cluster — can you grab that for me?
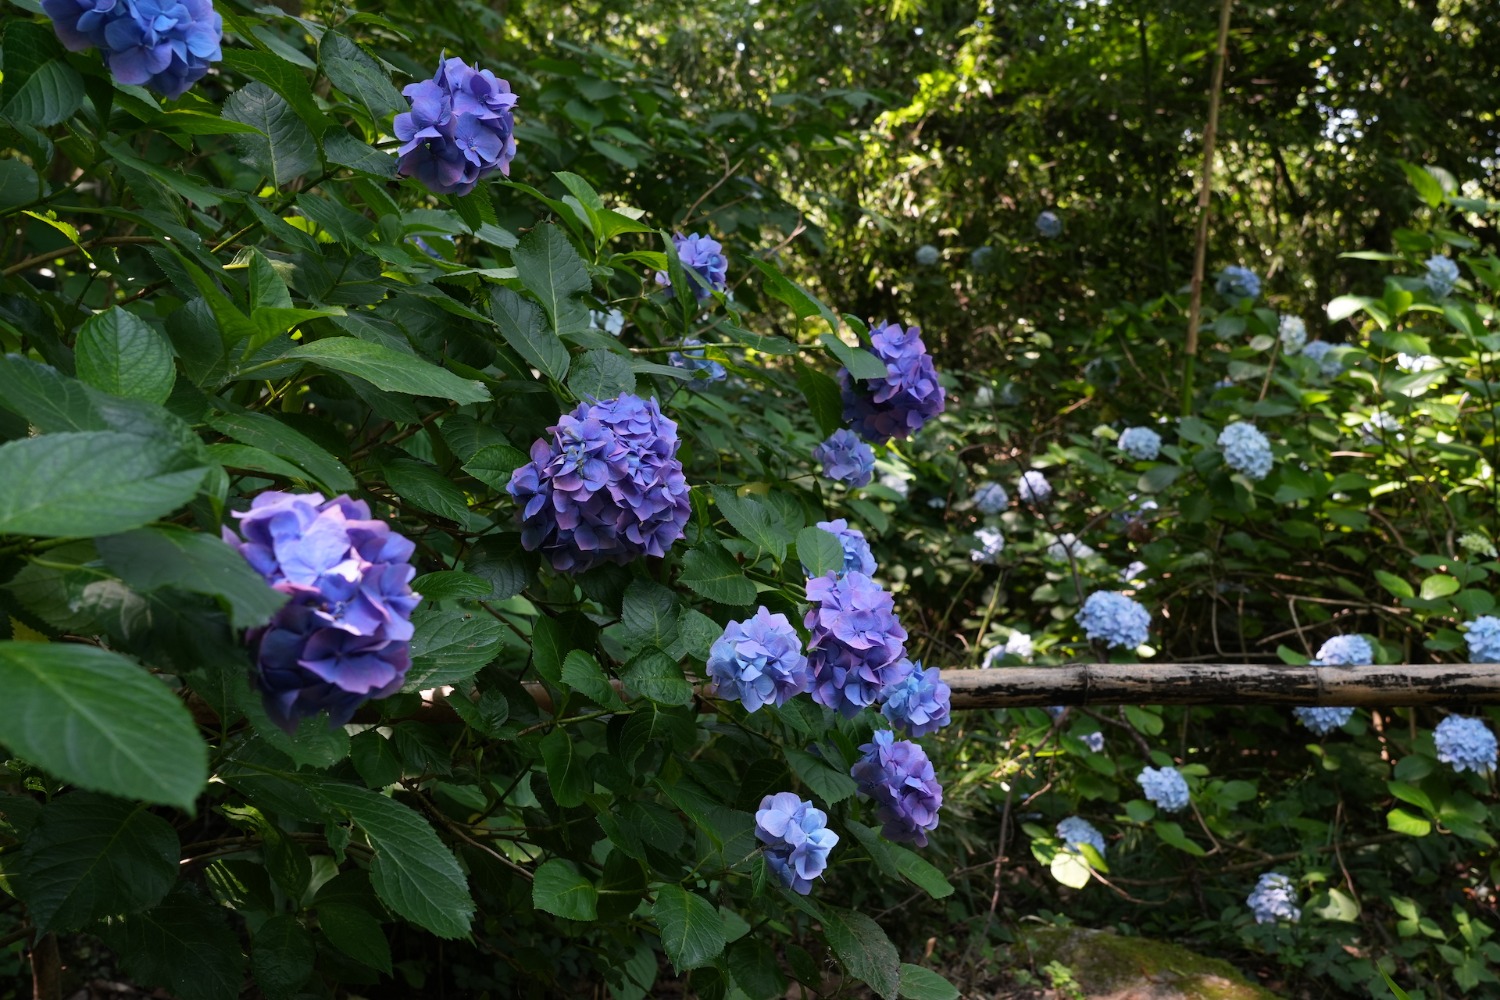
[45,0,223,98]
[395,57,518,196]
[972,480,1009,514]
[813,519,877,577]
[508,393,690,573]
[755,793,838,894]
[706,607,809,713]
[1137,766,1190,812]
[224,492,421,731]
[1247,872,1300,924]
[840,321,946,444]
[1217,422,1273,480]
[851,731,943,846]
[1118,426,1162,462]
[1077,591,1151,650]
[880,663,952,737]
[656,233,729,300]
[1434,715,1497,775]
[813,430,875,488]
[804,571,910,716]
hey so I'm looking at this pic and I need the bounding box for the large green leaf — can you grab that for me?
[492,287,570,383]
[819,333,890,381]
[317,30,405,121]
[220,49,331,136]
[286,338,490,403]
[784,747,858,805]
[251,915,316,1000]
[96,525,287,630]
[513,224,591,337]
[381,457,472,522]
[0,431,207,538]
[0,354,102,432]
[652,885,726,972]
[796,525,845,578]
[897,964,960,1000]
[222,81,318,188]
[74,308,177,404]
[13,793,179,934]
[540,727,589,807]
[0,22,84,127]
[711,487,789,562]
[97,885,246,1000]
[208,410,355,493]
[0,642,208,809]
[679,546,758,605]
[402,608,506,690]
[823,906,900,1000]
[532,859,599,921]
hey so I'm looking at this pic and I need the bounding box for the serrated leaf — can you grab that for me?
[97,886,246,1000]
[208,410,355,493]
[823,906,900,999]
[322,128,397,178]
[220,49,331,136]
[561,649,626,710]
[403,608,505,690]
[0,22,84,127]
[568,348,636,398]
[532,859,599,920]
[74,309,176,404]
[491,286,570,382]
[892,844,955,899]
[252,914,316,1000]
[898,965,959,1000]
[465,533,537,601]
[462,442,527,490]
[796,526,845,578]
[222,81,318,188]
[96,526,286,631]
[784,747,857,805]
[318,30,405,120]
[623,648,692,706]
[317,902,392,973]
[820,333,890,381]
[621,579,679,651]
[711,487,789,562]
[540,727,589,807]
[381,457,471,522]
[653,885,726,972]
[286,338,490,403]
[514,223,592,337]
[409,570,492,601]
[0,642,207,808]
[797,367,845,438]
[679,546,757,605]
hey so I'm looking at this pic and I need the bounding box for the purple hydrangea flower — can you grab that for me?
[507,393,691,573]
[1035,210,1062,238]
[706,607,809,713]
[1217,422,1273,481]
[394,56,518,196]
[655,232,729,301]
[1056,816,1105,856]
[880,662,952,737]
[812,519,877,577]
[813,429,876,488]
[1118,426,1162,462]
[755,792,839,894]
[1137,766,1190,812]
[972,480,1008,514]
[1216,265,1262,301]
[1247,873,1300,924]
[1434,716,1497,775]
[839,321,946,444]
[44,0,222,98]
[1424,255,1459,299]
[1293,705,1354,735]
[223,492,421,731]
[1077,591,1150,649]
[851,731,943,847]
[668,337,727,382]
[1465,616,1500,662]
[804,571,910,716]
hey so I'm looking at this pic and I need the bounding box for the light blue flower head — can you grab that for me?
[656,232,729,300]
[813,430,876,488]
[1278,315,1307,354]
[1217,422,1273,480]
[1424,255,1459,299]
[1137,766,1189,812]
[1465,616,1500,663]
[1316,634,1373,665]
[706,607,810,713]
[1118,426,1162,462]
[1056,816,1105,856]
[1077,591,1150,649]
[1434,715,1497,775]
[971,527,1005,564]
[972,480,1009,515]
[1035,210,1063,238]
[880,662,952,737]
[755,792,838,894]
[1082,731,1105,752]
[1216,265,1261,301]
[1017,470,1051,503]
[1301,340,1344,378]
[1247,872,1300,924]
[45,0,223,98]
[970,245,995,271]
[915,244,940,266]
[1293,705,1354,735]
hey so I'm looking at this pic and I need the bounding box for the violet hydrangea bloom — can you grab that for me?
[1216,265,1261,301]
[805,571,910,716]
[1247,873,1300,924]
[1424,255,1459,299]
[850,730,943,847]
[223,492,421,731]
[655,232,729,301]
[44,0,222,99]
[1056,816,1106,857]
[813,429,876,488]
[972,480,1008,514]
[394,56,518,196]
[1077,591,1150,649]
[1434,716,1497,775]
[667,337,727,382]
[1118,426,1162,462]
[706,608,809,713]
[812,519,877,577]
[1137,766,1190,812]
[507,393,691,573]
[839,321,946,444]
[1217,422,1273,480]
[880,662,952,737]
[1465,616,1500,662]
[755,792,838,894]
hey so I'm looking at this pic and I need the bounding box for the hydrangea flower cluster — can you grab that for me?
[970,527,1006,564]
[1137,766,1190,812]
[508,393,691,573]
[1216,265,1261,301]
[44,0,223,98]
[1302,340,1343,378]
[915,244,940,266]
[1278,315,1307,354]
[1046,533,1095,563]
[804,571,910,716]
[668,337,727,382]
[1082,731,1105,753]
[1434,716,1497,775]
[224,492,421,731]
[970,246,995,271]
[850,731,943,846]
[394,57,518,197]
[1217,422,1273,480]
[1316,634,1373,665]
[880,663,952,737]
[1121,560,1148,584]
[1424,255,1459,298]
[1247,873,1300,924]
[972,480,1009,514]
[839,321,946,443]
[1465,616,1500,662]
[1077,591,1151,650]
[656,233,729,300]
[1056,816,1106,857]
[1017,470,1051,504]
[1118,426,1162,461]
[1035,210,1063,238]
[1293,705,1354,735]
[706,607,809,713]
[813,519,877,577]
[755,793,838,895]
[813,430,875,488]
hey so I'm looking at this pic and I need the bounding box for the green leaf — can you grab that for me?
[285,338,490,403]
[568,348,637,399]
[898,965,960,1000]
[404,608,506,690]
[462,442,528,491]
[784,747,857,805]
[513,224,592,338]
[729,937,787,1000]
[74,308,176,404]
[96,525,287,630]
[540,727,590,807]
[561,649,626,710]
[1153,819,1206,856]
[820,333,890,381]
[0,642,208,809]
[222,81,318,188]
[208,410,355,493]
[252,915,316,1000]
[350,730,402,788]
[492,286,571,383]
[220,49,331,136]
[1050,851,1092,888]
[158,110,268,136]
[316,902,392,974]
[1375,570,1415,599]
[1420,574,1460,600]
[621,579,679,652]
[0,431,207,538]
[797,368,846,439]
[679,546,758,605]
[313,783,475,939]
[0,22,84,127]
[465,533,536,601]
[1387,807,1432,837]
[823,906,900,1000]
[892,844,955,899]
[532,859,599,921]
[318,30,405,121]
[410,570,493,601]
[742,257,836,328]
[1400,160,1445,208]
[381,457,472,523]
[97,886,246,1000]
[13,793,178,934]
[711,487,789,562]
[0,353,102,432]
[622,648,693,706]
[322,128,397,178]
[796,526,846,578]
[653,885,726,972]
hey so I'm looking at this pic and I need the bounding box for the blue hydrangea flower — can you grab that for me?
[1247,873,1300,924]
[655,232,729,300]
[1118,426,1162,461]
[508,393,690,573]
[1217,422,1273,480]
[1137,766,1190,812]
[1120,560,1148,584]
[1082,731,1104,752]
[668,337,727,382]
[44,0,222,98]
[813,430,876,488]
[394,57,518,196]
[1293,706,1354,735]
[1465,616,1500,663]
[850,731,943,847]
[970,246,995,271]
[1434,716,1497,775]
[811,519,877,577]
[1077,591,1150,650]
[839,321,946,444]
[1316,634,1373,665]
[915,244,940,266]
[1424,255,1459,299]
[971,527,1006,564]
[1017,470,1051,504]
[1216,265,1261,301]
[1035,210,1062,238]
[1045,533,1095,562]
[805,571,910,717]
[880,662,952,737]
[755,792,838,894]
[1278,315,1307,355]
[1056,816,1106,856]
[706,607,809,713]
[590,307,625,337]
[972,480,1009,514]
[224,492,421,731]
[1301,340,1344,378]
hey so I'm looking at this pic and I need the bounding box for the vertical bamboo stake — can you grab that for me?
[1180,0,1236,416]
